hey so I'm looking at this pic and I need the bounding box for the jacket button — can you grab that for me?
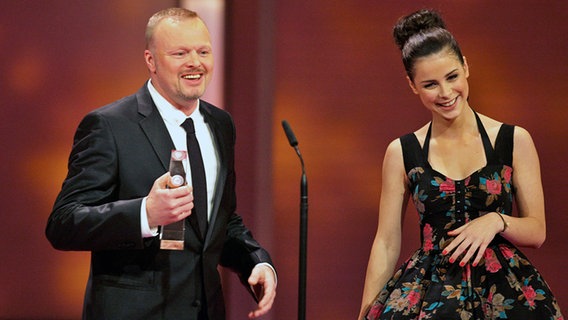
[192,300,201,307]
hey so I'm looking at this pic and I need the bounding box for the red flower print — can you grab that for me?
[484,248,502,273]
[423,224,434,252]
[367,303,385,318]
[486,179,502,195]
[439,179,455,193]
[423,223,433,238]
[407,290,421,308]
[502,167,512,184]
[499,245,515,260]
[423,240,434,252]
[522,285,537,307]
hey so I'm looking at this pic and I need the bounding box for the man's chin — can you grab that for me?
[179,92,204,102]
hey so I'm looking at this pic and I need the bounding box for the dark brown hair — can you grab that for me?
[393,9,464,80]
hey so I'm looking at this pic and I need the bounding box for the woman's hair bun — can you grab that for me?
[393,9,446,50]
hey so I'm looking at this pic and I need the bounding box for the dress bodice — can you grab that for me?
[400,113,514,251]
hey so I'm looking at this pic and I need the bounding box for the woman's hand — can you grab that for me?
[442,212,504,266]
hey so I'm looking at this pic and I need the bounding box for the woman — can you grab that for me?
[359,9,563,320]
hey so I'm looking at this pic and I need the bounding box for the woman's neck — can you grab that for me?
[431,106,477,140]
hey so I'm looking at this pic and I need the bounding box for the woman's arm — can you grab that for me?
[359,139,410,319]
[502,126,546,247]
[443,126,546,266]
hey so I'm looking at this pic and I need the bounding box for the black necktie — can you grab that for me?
[181,118,208,237]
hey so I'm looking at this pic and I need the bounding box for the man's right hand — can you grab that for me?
[146,172,194,229]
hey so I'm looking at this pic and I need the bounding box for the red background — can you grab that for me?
[1,1,566,319]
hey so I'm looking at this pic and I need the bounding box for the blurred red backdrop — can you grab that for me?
[1,1,566,319]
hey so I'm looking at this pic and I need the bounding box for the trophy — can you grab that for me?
[159,150,187,250]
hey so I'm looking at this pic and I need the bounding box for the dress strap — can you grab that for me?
[474,111,515,166]
[400,133,427,174]
[410,111,514,169]
[474,111,496,164]
[423,112,495,164]
[423,122,432,157]
[494,124,515,167]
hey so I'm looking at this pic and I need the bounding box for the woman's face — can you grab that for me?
[408,49,470,121]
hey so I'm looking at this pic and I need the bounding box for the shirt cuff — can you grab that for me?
[141,197,159,237]
[255,262,278,285]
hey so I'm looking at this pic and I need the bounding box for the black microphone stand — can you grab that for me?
[281,120,308,320]
[297,147,308,320]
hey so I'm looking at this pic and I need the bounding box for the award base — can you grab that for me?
[160,239,185,250]
[160,219,185,250]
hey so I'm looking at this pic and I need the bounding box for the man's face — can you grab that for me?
[145,17,214,113]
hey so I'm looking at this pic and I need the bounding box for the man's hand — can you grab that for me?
[247,264,277,319]
[146,172,194,228]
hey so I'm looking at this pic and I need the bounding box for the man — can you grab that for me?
[46,8,276,320]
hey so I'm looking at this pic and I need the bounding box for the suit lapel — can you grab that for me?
[200,104,228,246]
[136,85,174,172]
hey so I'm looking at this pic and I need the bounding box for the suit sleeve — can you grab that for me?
[217,114,275,285]
[219,213,274,292]
[46,111,145,251]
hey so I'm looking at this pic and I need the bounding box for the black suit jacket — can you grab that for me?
[46,83,273,319]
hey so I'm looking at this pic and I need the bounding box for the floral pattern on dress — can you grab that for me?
[366,126,563,320]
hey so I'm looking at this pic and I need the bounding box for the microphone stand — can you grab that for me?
[281,120,308,320]
[298,147,308,320]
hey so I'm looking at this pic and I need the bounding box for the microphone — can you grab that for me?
[281,120,308,320]
[282,120,298,147]
[281,120,304,170]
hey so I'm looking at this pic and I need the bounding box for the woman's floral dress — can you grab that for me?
[366,114,563,319]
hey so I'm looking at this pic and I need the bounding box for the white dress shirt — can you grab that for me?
[141,80,220,237]
[141,81,277,284]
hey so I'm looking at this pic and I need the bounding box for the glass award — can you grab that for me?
[160,150,187,250]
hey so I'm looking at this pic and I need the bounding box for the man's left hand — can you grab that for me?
[247,264,277,319]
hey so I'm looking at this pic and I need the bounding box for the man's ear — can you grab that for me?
[144,50,156,73]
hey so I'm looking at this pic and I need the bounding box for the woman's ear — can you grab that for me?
[407,76,419,95]
[463,56,470,78]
